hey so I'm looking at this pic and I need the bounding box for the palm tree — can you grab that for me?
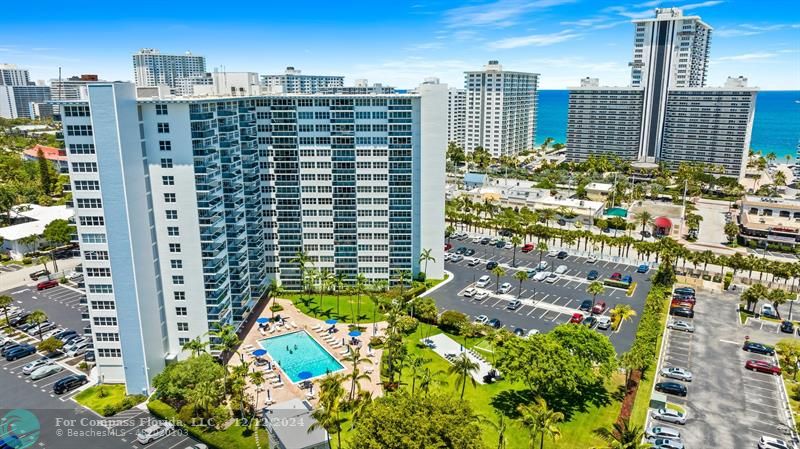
[633,211,653,240]
[406,354,428,397]
[491,265,507,293]
[537,241,548,266]
[290,251,312,292]
[267,279,286,320]
[510,234,523,267]
[0,295,13,328]
[592,418,651,449]
[610,304,637,331]
[483,412,508,449]
[248,369,265,419]
[348,390,373,430]
[342,347,373,400]
[587,281,605,316]
[27,310,47,341]
[309,373,347,449]
[189,380,220,418]
[181,336,208,357]
[514,270,528,298]
[416,367,447,397]
[449,353,479,399]
[518,397,564,449]
[419,248,436,282]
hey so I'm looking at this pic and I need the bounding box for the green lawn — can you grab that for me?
[74,385,145,417]
[337,323,625,449]
[629,297,671,427]
[285,292,385,324]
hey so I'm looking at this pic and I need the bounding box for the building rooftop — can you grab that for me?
[0,204,73,241]
[263,399,328,449]
[23,144,66,162]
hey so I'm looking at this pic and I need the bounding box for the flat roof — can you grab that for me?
[0,205,73,241]
[263,399,328,449]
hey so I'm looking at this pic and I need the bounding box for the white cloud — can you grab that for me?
[716,52,777,61]
[443,0,576,28]
[681,1,724,10]
[560,17,608,27]
[714,28,761,37]
[407,42,445,51]
[715,23,800,38]
[488,30,582,49]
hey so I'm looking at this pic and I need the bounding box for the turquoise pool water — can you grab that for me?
[259,331,344,383]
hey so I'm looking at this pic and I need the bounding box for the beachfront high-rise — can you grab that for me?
[566,7,757,178]
[447,88,466,147]
[464,61,538,157]
[261,67,344,94]
[0,63,31,86]
[58,81,446,394]
[132,48,207,95]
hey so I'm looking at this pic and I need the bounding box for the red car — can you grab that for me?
[609,272,622,281]
[521,243,535,253]
[36,279,59,290]
[445,243,452,251]
[592,300,607,314]
[745,359,781,375]
[569,312,584,324]
[671,299,695,310]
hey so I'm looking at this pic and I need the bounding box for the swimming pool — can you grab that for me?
[259,331,344,383]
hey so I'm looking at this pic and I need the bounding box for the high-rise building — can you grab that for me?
[132,48,207,95]
[50,75,105,102]
[447,88,466,147]
[319,79,395,95]
[58,82,445,394]
[566,8,756,178]
[261,67,344,94]
[0,85,51,119]
[464,60,538,157]
[0,63,31,86]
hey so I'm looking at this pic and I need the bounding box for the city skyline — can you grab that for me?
[1,0,798,90]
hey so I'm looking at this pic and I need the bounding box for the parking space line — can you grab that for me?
[743,382,778,393]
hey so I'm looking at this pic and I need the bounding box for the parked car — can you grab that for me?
[646,437,684,449]
[36,279,59,291]
[474,315,489,325]
[30,363,64,380]
[9,313,31,327]
[532,271,551,282]
[84,350,95,363]
[498,283,512,294]
[463,287,477,297]
[746,359,781,375]
[544,273,559,283]
[670,307,694,319]
[137,421,175,445]
[556,251,568,259]
[526,329,540,337]
[660,367,693,382]
[450,254,464,262]
[53,374,88,395]
[583,316,598,328]
[667,320,695,333]
[474,291,490,301]
[29,269,50,280]
[507,300,522,311]
[579,299,593,312]
[513,328,525,337]
[468,258,481,266]
[0,343,23,356]
[671,299,695,310]
[781,321,794,334]
[596,316,612,330]
[487,318,503,329]
[761,303,779,319]
[758,436,794,449]
[609,272,622,281]
[646,426,681,440]
[674,287,695,296]
[472,236,482,244]
[651,408,686,425]
[743,341,775,355]
[587,255,598,263]
[503,241,513,250]
[22,358,53,375]
[476,275,491,288]
[587,270,599,280]
[547,249,558,257]
[5,344,35,361]
[637,264,650,273]
[554,265,568,275]
[622,275,633,284]
[68,271,83,282]
[495,240,506,249]
[569,313,584,324]
[66,340,91,357]
[465,248,476,256]
[592,301,607,314]
[521,243,535,253]
[486,261,498,270]
[655,381,687,397]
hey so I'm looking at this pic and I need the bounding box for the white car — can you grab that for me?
[532,271,551,282]
[661,366,693,382]
[667,320,695,333]
[22,358,53,375]
[468,258,481,266]
[30,363,63,380]
[474,315,489,325]
[474,291,490,301]
[526,329,540,337]
[68,271,83,281]
[463,287,477,297]
[587,255,598,263]
[645,426,681,440]
[545,273,559,283]
[555,265,568,275]
[67,341,91,357]
[444,253,453,261]
[503,242,513,249]
[547,249,558,257]
[537,261,549,271]
[137,421,175,444]
[472,236,482,243]
[476,275,491,288]
[498,283,512,294]
[596,316,612,330]
[651,408,686,425]
[450,254,464,262]
[758,436,795,449]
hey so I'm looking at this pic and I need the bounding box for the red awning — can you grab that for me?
[654,216,673,228]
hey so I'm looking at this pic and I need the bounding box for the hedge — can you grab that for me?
[147,400,267,449]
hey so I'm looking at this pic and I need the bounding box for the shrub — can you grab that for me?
[78,362,88,371]
[59,277,68,284]
[724,272,734,290]
[269,303,284,312]
[21,257,32,265]
[395,315,418,335]
[369,336,385,348]
[101,404,118,416]
[439,310,468,334]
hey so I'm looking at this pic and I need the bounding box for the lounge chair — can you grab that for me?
[339,348,350,355]
[330,343,342,349]
[272,382,284,388]
[364,368,374,375]
[259,328,266,336]
[311,324,322,331]
[290,321,299,329]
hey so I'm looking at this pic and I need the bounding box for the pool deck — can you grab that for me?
[230,297,388,409]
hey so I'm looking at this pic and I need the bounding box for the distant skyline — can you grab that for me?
[1,0,798,90]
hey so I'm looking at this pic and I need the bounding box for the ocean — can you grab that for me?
[535,90,800,160]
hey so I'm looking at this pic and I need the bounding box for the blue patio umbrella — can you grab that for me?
[297,371,313,381]
[348,330,362,337]
[256,317,270,324]
[325,319,338,325]
[252,349,267,357]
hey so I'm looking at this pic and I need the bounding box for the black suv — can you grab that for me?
[670,307,694,319]
[455,247,467,255]
[53,374,88,395]
[743,341,775,355]
[655,381,688,397]
[556,251,568,259]
[781,321,795,334]
[486,261,498,270]
[465,248,476,256]
[579,299,593,312]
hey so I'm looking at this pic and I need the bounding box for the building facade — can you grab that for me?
[447,88,466,147]
[0,63,31,86]
[737,196,800,251]
[59,82,445,394]
[132,49,207,95]
[261,67,344,94]
[464,61,538,157]
[0,85,52,119]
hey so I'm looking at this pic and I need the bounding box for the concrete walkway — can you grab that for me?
[423,333,494,384]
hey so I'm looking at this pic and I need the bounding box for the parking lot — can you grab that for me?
[2,284,88,337]
[647,290,794,448]
[438,234,652,352]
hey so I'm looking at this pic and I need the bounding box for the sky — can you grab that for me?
[1,0,798,90]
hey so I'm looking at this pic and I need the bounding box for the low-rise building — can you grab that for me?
[584,182,613,201]
[0,204,74,258]
[263,399,330,449]
[23,144,68,171]
[737,196,800,251]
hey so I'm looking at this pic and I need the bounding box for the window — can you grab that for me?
[174,291,186,301]
[88,284,113,294]
[90,301,116,310]
[159,140,172,151]
[165,210,178,220]
[66,125,92,136]
[156,104,168,115]
[162,175,174,186]
[167,226,180,236]
[76,198,102,208]
[170,259,183,269]
[68,144,95,154]
[71,162,98,173]
[83,250,109,260]
[175,307,187,316]
[98,348,122,358]
[64,105,90,117]
[93,316,117,326]
[177,322,189,331]
[74,180,100,191]
[178,338,190,346]
[164,193,176,203]
[79,216,104,226]
[86,267,111,277]
[80,233,107,244]
[169,243,181,253]
[172,275,184,285]
[96,332,120,342]
[160,158,173,168]
[157,122,170,133]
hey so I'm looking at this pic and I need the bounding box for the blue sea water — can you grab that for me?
[536,90,800,160]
